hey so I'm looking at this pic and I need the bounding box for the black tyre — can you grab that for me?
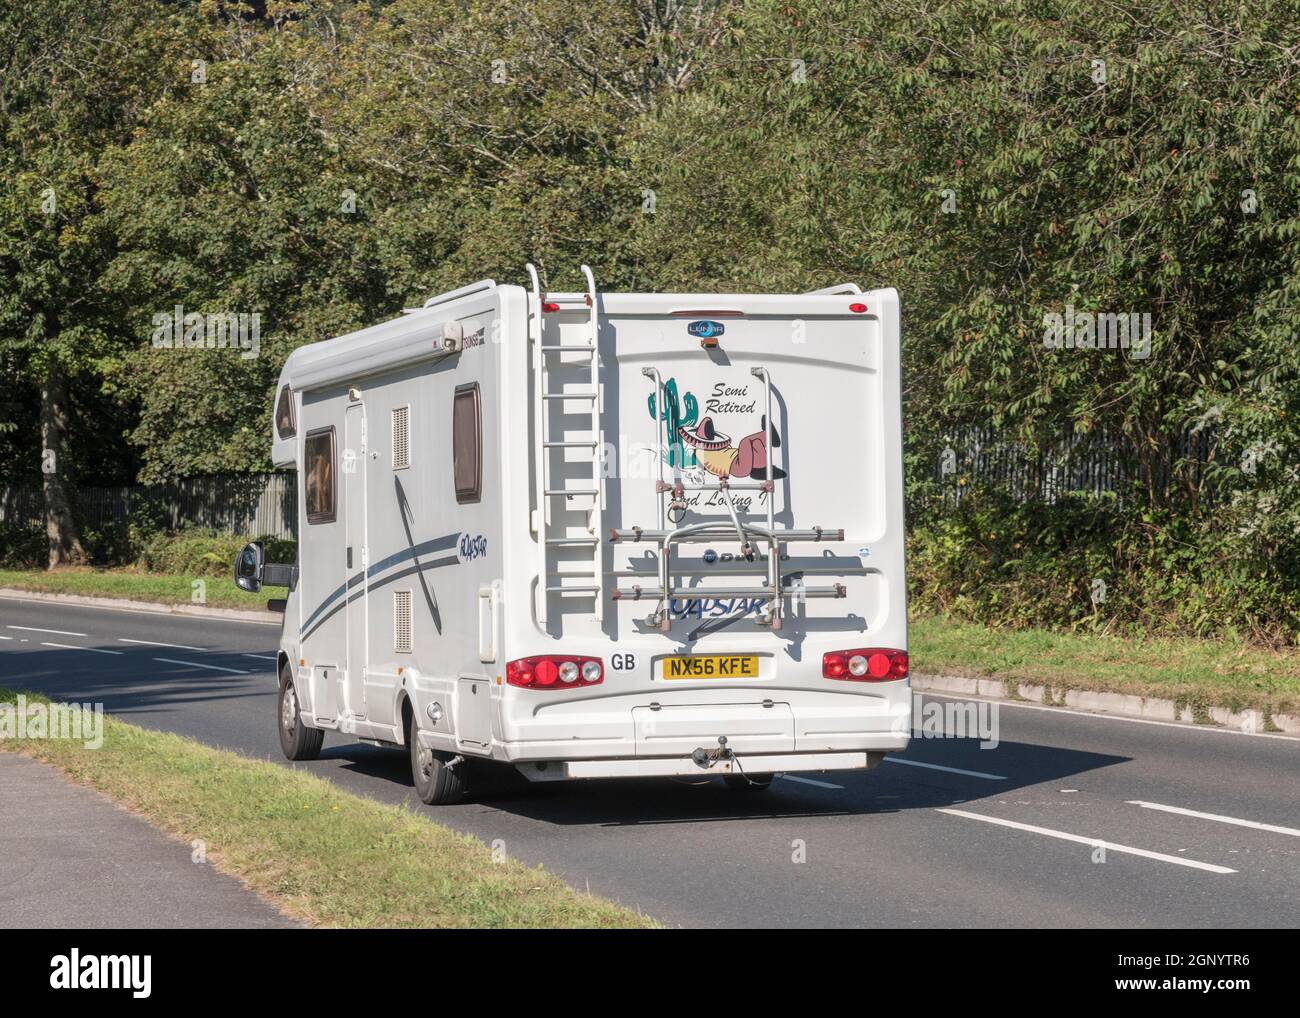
[724,771,773,791]
[408,712,466,805]
[278,664,324,761]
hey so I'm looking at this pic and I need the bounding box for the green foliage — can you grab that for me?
[909,488,1300,644]
[133,529,296,577]
[0,522,295,575]
[5,0,1300,640]
[0,520,46,569]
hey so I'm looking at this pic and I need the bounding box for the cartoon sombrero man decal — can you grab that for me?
[678,415,785,480]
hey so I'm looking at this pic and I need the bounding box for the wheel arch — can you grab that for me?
[397,690,414,746]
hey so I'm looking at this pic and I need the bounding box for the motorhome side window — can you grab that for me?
[275,385,296,439]
[304,427,336,524]
[452,383,481,504]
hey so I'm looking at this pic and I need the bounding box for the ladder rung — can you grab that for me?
[541,344,596,352]
[612,583,847,601]
[543,391,597,400]
[546,585,599,594]
[544,488,599,496]
[543,440,598,448]
[546,537,599,545]
[609,527,844,543]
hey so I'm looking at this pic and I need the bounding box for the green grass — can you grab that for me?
[0,567,269,610]
[0,688,657,929]
[912,615,1300,718]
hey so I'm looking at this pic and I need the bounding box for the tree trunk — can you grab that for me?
[39,362,85,568]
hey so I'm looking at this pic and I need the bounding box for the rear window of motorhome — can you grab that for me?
[453,383,481,503]
[275,385,296,439]
[305,427,336,523]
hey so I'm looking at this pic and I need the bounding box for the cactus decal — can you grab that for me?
[647,377,699,468]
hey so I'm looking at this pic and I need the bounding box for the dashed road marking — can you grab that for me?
[152,657,249,675]
[9,625,86,637]
[884,757,1007,781]
[119,637,206,652]
[937,808,1237,874]
[1127,800,1300,838]
[779,774,844,790]
[40,642,123,656]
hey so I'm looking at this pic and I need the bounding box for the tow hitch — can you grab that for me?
[690,736,769,787]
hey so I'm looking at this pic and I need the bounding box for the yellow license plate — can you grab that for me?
[661,655,759,680]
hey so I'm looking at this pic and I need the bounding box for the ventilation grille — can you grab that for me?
[391,405,410,470]
[393,590,412,653]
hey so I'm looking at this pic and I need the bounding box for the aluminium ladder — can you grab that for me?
[527,263,604,625]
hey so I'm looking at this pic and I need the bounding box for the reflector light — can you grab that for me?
[822,648,908,681]
[506,654,604,690]
[849,302,868,313]
[542,302,561,313]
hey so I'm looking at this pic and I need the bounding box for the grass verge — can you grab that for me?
[0,567,268,610]
[0,688,656,929]
[912,615,1300,719]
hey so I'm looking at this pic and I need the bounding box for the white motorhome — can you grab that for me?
[235,266,910,804]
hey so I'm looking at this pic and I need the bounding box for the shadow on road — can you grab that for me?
[3,641,1131,829]
[317,734,1130,828]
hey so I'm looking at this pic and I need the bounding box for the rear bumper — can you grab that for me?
[518,750,887,782]
[495,684,912,763]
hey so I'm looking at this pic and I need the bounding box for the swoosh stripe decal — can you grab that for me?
[298,532,461,638]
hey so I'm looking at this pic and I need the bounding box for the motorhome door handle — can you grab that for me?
[346,546,353,569]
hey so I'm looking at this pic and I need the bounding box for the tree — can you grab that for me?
[0,0,181,563]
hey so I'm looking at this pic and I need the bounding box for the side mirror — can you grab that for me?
[235,541,264,593]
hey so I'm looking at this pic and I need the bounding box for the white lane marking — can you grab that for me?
[937,808,1237,874]
[923,690,1300,742]
[241,654,277,662]
[41,642,123,656]
[884,757,1007,781]
[1127,800,1300,838]
[0,635,11,640]
[119,637,206,652]
[9,625,86,637]
[779,774,844,790]
[152,657,248,675]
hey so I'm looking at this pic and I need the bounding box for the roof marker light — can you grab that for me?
[849,302,868,313]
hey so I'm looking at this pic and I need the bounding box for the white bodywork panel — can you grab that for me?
[270,276,910,780]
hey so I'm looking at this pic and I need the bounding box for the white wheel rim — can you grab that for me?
[282,682,297,735]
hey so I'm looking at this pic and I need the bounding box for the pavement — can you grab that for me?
[2,592,1298,928]
[0,752,298,929]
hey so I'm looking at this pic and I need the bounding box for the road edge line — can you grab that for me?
[0,588,281,626]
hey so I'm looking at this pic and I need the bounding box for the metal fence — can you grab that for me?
[0,473,297,540]
[933,426,1218,505]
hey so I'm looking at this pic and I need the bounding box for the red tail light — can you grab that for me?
[823,648,908,681]
[506,655,603,690]
[541,301,561,313]
[849,302,868,313]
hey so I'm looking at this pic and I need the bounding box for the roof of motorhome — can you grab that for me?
[279,278,891,393]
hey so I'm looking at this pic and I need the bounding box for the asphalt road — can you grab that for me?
[3,594,1298,928]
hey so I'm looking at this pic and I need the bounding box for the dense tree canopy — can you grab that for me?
[3,0,1300,633]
